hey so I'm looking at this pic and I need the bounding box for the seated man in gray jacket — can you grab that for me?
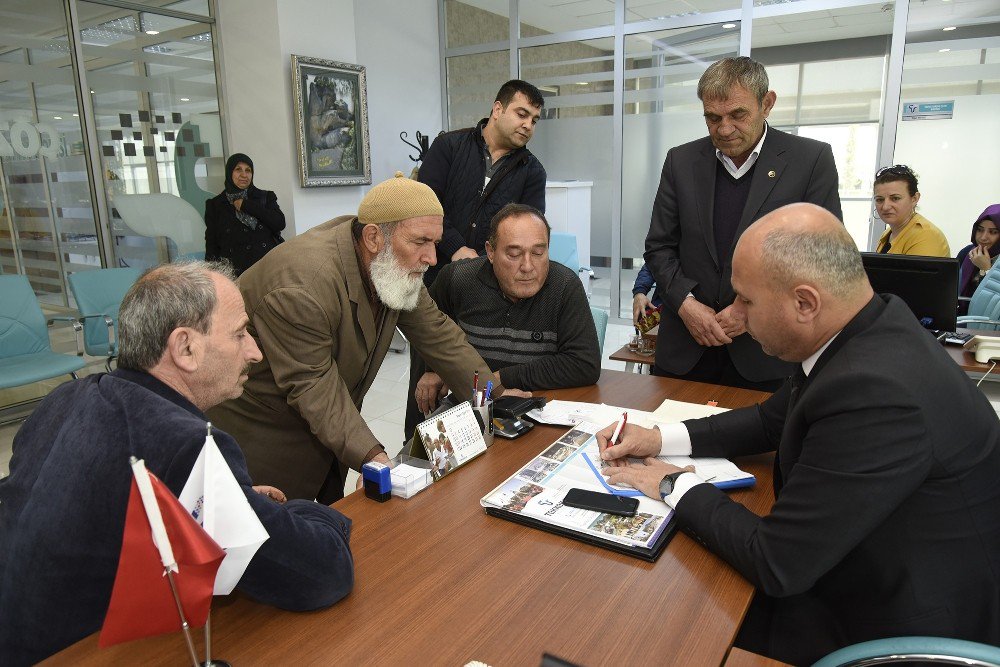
[405,203,601,440]
[0,262,353,666]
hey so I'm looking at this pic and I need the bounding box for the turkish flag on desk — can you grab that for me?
[99,460,225,647]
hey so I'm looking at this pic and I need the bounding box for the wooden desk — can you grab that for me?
[47,371,773,667]
[943,329,1000,379]
[942,343,995,375]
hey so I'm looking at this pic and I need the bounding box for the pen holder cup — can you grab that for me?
[470,399,495,448]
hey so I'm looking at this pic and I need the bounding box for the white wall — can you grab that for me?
[355,0,443,183]
[216,0,442,235]
[894,94,1000,256]
[216,0,298,229]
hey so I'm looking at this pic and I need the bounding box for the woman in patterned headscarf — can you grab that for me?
[204,153,286,275]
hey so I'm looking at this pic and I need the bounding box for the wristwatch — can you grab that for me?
[659,471,688,499]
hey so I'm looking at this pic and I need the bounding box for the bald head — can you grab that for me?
[738,203,870,301]
[731,204,873,362]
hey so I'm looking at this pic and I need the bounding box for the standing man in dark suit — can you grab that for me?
[646,57,842,390]
[600,203,1000,665]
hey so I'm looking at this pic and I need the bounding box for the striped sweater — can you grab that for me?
[427,256,600,390]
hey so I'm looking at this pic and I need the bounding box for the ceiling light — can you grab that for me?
[722,23,737,29]
[943,25,956,31]
[72,113,78,117]
[53,116,62,120]
[180,97,190,101]
[90,90,95,94]
[145,29,159,35]
[939,48,951,52]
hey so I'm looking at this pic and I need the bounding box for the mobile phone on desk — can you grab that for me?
[563,488,638,516]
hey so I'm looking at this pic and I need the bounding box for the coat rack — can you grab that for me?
[400,131,430,162]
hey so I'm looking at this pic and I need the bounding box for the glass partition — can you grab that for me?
[446,51,512,129]
[520,38,615,312]
[79,1,223,269]
[446,0,509,48]
[618,25,740,318]
[0,0,99,305]
[752,1,893,250]
[893,0,1000,255]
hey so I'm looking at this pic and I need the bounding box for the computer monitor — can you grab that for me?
[861,253,959,332]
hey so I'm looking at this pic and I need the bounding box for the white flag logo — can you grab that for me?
[180,431,269,595]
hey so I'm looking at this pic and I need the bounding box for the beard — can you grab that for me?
[369,239,426,311]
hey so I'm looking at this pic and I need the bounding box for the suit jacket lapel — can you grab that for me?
[335,220,378,351]
[696,141,720,267]
[738,129,786,233]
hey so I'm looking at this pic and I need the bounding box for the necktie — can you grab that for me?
[774,367,807,496]
[879,239,891,253]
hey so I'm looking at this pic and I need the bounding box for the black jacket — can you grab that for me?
[678,295,1000,664]
[204,185,286,275]
[418,119,546,282]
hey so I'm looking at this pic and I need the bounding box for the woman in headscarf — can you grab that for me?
[957,204,1000,315]
[204,153,286,275]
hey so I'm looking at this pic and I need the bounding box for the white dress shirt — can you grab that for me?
[654,331,839,507]
[715,124,768,180]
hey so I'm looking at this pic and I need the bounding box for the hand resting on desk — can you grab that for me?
[602,459,693,500]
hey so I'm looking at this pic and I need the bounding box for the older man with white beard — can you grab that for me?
[208,173,503,503]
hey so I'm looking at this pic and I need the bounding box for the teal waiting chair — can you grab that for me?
[590,306,608,353]
[958,260,1000,330]
[67,267,143,371]
[0,275,86,390]
[550,232,593,301]
[550,232,580,274]
[812,636,1000,667]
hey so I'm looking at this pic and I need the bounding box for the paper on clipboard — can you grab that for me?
[652,398,729,422]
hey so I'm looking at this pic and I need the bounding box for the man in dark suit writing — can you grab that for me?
[600,203,1000,664]
[646,57,842,390]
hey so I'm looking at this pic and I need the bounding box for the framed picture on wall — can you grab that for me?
[291,55,371,187]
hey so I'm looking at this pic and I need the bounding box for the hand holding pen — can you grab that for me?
[596,415,662,466]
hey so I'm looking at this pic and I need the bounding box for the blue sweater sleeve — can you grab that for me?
[633,263,655,295]
[215,434,354,610]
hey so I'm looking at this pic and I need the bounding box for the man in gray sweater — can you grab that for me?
[405,203,601,440]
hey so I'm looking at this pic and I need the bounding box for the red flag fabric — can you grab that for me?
[99,470,225,647]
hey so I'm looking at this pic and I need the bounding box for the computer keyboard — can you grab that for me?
[942,331,974,345]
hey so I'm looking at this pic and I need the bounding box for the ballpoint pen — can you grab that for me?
[610,412,627,447]
[473,370,479,395]
[483,380,493,406]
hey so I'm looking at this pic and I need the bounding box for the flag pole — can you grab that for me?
[165,567,201,667]
[198,424,232,667]
[203,423,214,667]
[200,612,232,666]
[129,456,202,667]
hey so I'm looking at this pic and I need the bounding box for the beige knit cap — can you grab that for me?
[357,171,443,224]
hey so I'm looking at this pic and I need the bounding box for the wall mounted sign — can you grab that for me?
[902,101,954,121]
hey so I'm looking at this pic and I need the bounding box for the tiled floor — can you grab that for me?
[0,320,641,497]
